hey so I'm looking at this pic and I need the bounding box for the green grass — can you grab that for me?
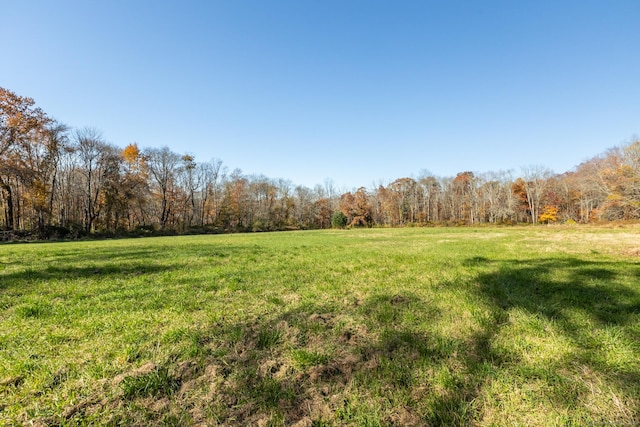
[1,226,639,426]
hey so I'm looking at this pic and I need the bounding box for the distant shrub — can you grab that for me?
[331,211,348,228]
[67,223,88,239]
[41,225,70,239]
[133,224,156,235]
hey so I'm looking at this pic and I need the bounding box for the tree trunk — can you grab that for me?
[0,180,14,230]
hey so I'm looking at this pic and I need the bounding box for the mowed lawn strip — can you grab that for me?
[0,227,639,426]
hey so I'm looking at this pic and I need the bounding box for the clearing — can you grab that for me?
[1,226,639,426]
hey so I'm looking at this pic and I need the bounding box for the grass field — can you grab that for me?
[1,226,639,426]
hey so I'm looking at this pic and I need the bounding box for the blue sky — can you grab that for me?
[3,1,639,190]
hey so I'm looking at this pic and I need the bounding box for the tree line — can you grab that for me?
[1,86,639,239]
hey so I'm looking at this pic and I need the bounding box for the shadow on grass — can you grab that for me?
[0,261,175,292]
[477,257,640,336]
[404,256,640,426]
[0,243,257,292]
[464,256,640,424]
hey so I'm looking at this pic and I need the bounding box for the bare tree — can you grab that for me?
[144,146,181,228]
[178,154,201,227]
[520,166,553,224]
[200,158,226,226]
[74,127,112,232]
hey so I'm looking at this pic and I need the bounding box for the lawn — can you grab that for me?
[1,226,639,426]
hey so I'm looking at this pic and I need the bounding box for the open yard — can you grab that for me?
[1,226,639,426]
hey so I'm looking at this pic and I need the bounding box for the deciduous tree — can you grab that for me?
[517,166,553,224]
[0,87,52,230]
[145,146,181,228]
[74,127,113,232]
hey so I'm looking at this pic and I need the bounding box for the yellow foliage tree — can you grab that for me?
[538,205,559,224]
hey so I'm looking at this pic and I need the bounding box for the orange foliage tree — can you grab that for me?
[538,205,559,224]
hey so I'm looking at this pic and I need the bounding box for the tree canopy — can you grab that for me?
[1,86,639,239]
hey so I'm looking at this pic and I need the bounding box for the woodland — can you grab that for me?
[1,86,639,240]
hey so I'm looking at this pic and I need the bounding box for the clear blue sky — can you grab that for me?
[3,1,639,190]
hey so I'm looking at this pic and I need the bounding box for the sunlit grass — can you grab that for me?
[1,226,639,425]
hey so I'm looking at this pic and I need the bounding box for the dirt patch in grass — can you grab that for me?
[0,375,24,387]
[622,247,640,257]
[53,307,405,425]
[112,361,158,385]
